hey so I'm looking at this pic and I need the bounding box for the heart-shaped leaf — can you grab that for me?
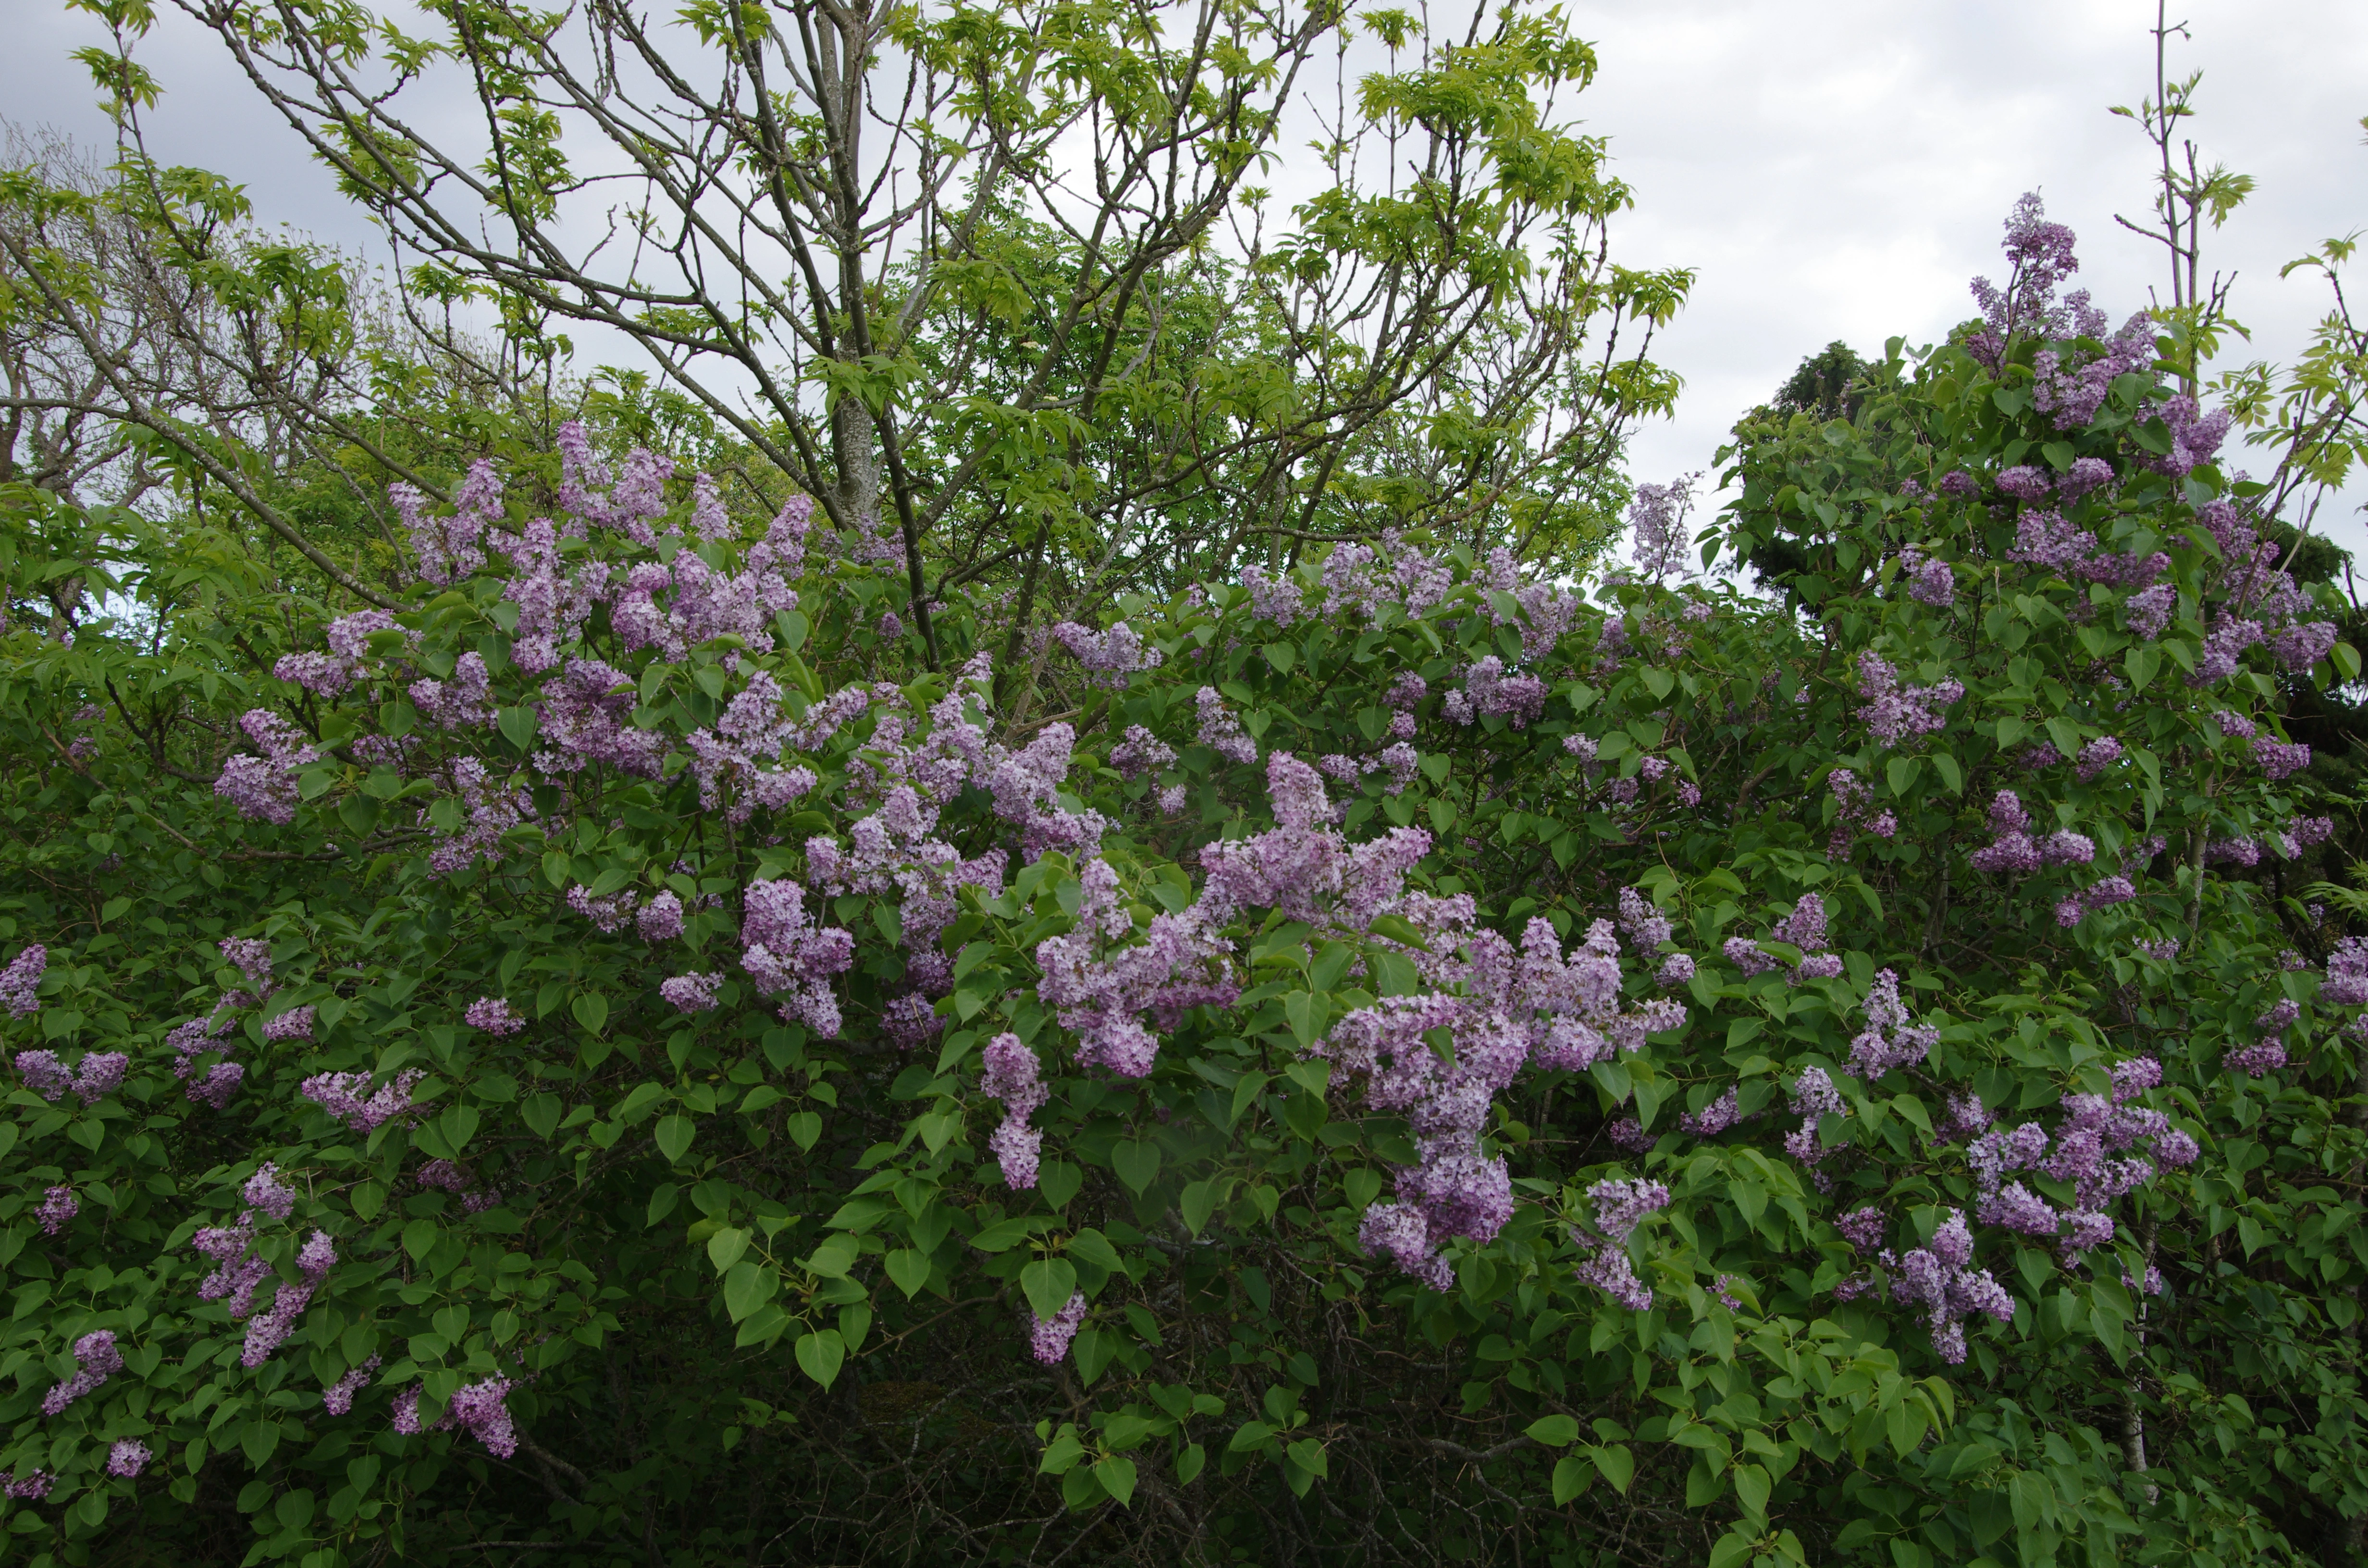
[1038,1160,1083,1211]
[439,1105,481,1154]
[785,1111,822,1151]
[706,1226,751,1273]
[1093,1455,1137,1507]
[571,991,609,1035]
[1525,1414,1580,1447]
[722,1261,773,1322]
[1112,1139,1162,1195]
[1180,1178,1225,1238]
[1021,1257,1079,1322]
[497,705,540,750]
[794,1327,845,1389]
[653,1114,694,1164]
[885,1248,931,1298]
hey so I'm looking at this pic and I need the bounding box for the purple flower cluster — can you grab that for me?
[13,1047,126,1104]
[1110,725,1177,781]
[978,1032,1049,1189]
[1627,479,1696,580]
[106,1440,151,1479]
[0,943,46,1016]
[214,709,323,825]
[2253,735,2310,780]
[322,1354,382,1415]
[1340,907,1683,1290]
[1781,1066,1844,1176]
[466,996,525,1033]
[1029,1291,1089,1365]
[2075,736,2122,782]
[1569,1177,1670,1309]
[740,879,856,1038]
[1825,769,1898,857]
[168,1011,244,1108]
[394,1374,518,1458]
[660,971,724,1013]
[1051,621,1163,687]
[1441,656,1547,729]
[1728,893,1843,984]
[301,1068,425,1133]
[38,1184,78,1234]
[1855,652,1961,749]
[1848,969,1938,1080]
[1968,1060,2192,1257]
[1039,851,1238,1079]
[39,1330,123,1416]
[1890,1211,2015,1364]
[1677,1086,1740,1136]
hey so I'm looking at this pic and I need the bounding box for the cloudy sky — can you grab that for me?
[6,0,2363,556]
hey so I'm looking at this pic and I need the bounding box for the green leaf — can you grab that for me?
[1093,1455,1138,1507]
[1073,1326,1118,1386]
[1021,1258,1079,1321]
[1039,1160,1083,1211]
[497,705,539,750]
[438,1104,480,1154]
[571,991,609,1035]
[1181,1178,1224,1237]
[707,1227,751,1272]
[785,1111,822,1151]
[722,1261,774,1322]
[1707,1529,1755,1568]
[794,1328,846,1390]
[805,1234,860,1277]
[1112,1139,1162,1194]
[1526,1414,1581,1447]
[654,1114,694,1164]
[1552,1454,1593,1504]
[1588,1444,1635,1494]
[885,1248,931,1298]
[1285,1438,1328,1478]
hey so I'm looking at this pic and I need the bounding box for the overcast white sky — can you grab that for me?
[4,0,2363,555]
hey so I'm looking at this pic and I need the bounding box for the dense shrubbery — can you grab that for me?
[3,192,2367,1568]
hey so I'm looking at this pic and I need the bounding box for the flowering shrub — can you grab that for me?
[1,205,2366,1568]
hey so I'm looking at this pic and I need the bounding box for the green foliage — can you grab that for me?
[1,292,2365,1568]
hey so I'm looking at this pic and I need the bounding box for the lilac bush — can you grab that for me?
[2,196,2365,1568]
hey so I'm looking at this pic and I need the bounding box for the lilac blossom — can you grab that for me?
[301,1068,425,1133]
[1570,1177,1670,1310]
[262,1004,316,1042]
[214,709,322,824]
[322,1355,382,1415]
[2075,736,2122,782]
[660,971,725,1012]
[1627,478,1696,579]
[1678,1087,1739,1136]
[1029,1292,1089,1364]
[1194,686,1259,766]
[37,1185,77,1234]
[13,1049,70,1099]
[1855,652,1961,748]
[740,879,856,1038]
[1891,1210,2014,1364]
[1241,564,1308,627]
[2320,937,2368,1006]
[1848,969,1938,1080]
[2122,583,2177,638]
[1110,725,1178,781]
[466,997,525,1034]
[107,1440,151,1478]
[1051,621,1163,686]
[2254,735,2310,780]
[0,944,46,1016]
[394,1375,520,1458]
[40,1335,126,1421]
